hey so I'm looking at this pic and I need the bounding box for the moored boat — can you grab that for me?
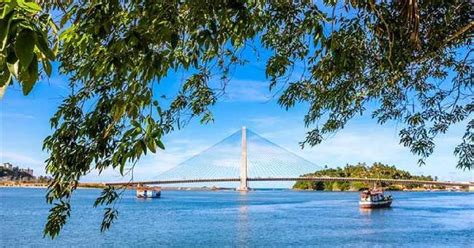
[359,189,392,208]
[136,185,161,198]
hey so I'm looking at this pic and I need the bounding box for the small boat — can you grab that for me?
[359,189,392,208]
[136,185,161,199]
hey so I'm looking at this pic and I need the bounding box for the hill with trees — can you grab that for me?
[293,162,438,191]
[0,166,35,181]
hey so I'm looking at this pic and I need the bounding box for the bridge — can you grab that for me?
[106,127,473,189]
[106,177,472,187]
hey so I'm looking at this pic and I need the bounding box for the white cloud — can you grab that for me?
[82,137,212,182]
[0,151,44,166]
[258,122,474,182]
[220,80,273,102]
[248,116,282,128]
[309,130,405,162]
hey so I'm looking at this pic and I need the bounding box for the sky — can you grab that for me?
[1,54,472,187]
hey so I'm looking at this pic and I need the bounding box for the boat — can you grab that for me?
[359,188,392,208]
[136,185,161,198]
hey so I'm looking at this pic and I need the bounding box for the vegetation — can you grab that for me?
[293,162,439,191]
[0,0,471,238]
[0,165,51,182]
[0,181,105,188]
[0,166,34,181]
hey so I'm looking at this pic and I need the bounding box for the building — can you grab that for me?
[1,163,35,180]
[1,162,13,170]
[19,168,34,176]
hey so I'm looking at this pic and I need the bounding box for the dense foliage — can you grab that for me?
[0,0,471,238]
[293,162,436,191]
[0,0,57,97]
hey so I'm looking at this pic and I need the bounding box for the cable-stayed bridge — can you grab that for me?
[107,127,473,189]
[153,127,321,189]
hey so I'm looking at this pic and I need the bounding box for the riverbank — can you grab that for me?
[0,182,468,192]
[0,181,236,191]
[0,181,106,189]
[292,187,470,192]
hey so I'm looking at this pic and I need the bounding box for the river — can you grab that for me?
[0,188,473,247]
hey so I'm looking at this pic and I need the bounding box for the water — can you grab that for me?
[1,188,473,247]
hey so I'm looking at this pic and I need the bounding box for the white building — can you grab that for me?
[2,162,13,170]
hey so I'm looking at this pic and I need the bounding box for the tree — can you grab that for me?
[0,0,472,238]
[292,162,438,190]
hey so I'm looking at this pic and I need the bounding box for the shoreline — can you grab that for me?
[0,182,106,189]
[0,184,469,192]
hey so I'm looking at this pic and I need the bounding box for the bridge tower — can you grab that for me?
[238,126,249,191]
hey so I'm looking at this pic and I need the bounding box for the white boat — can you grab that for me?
[359,189,392,208]
[136,185,161,198]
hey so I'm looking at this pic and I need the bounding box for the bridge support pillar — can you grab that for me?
[238,126,249,191]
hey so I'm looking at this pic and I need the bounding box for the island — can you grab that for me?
[293,162,445,191]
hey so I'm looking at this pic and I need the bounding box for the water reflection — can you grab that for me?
[237,192,249,247]
[359,207,394,235]
[359,207,394,216]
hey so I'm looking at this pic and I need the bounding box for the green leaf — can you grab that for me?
[0,16,12,51]
[1,2,15,19]
[200,111,214,124]
[100,208,118,232]
[112,103,126,122]
[60,11,72,28]
[15,29,36,67]
[36,34,55,60]
[42,59,52,77]
[6,48,17,63]
[0,83,7,99]
[156,140,165,150]
[17,0,42,14]
[20,53,38,95]
[119,160,125,176]
[7,60,19,78]
[170,33,179,48]
[146,139,156,153]
[0,65,11,87]
[140,140,147,155]
[0,52,5,66]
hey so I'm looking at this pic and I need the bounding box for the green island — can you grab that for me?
[293,162,442,191]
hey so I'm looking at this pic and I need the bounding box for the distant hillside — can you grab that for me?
[293,162,439,191]
[0,167,34,181]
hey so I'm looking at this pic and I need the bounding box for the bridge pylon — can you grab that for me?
[237,126,249,191]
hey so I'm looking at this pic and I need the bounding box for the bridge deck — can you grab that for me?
[105,177,473,187]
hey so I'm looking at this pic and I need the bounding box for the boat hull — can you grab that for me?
[137,191,161,198]
[136,188,161,199]
[359,199,392,209]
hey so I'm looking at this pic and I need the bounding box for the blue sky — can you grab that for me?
[1,56,472,186]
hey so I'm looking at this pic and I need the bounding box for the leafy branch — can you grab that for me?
[1,0,471,238]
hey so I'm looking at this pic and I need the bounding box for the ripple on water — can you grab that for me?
[0,188,472,247]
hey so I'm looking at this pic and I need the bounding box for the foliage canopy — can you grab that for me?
[292,162,437,191]
[0,0,472,238]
